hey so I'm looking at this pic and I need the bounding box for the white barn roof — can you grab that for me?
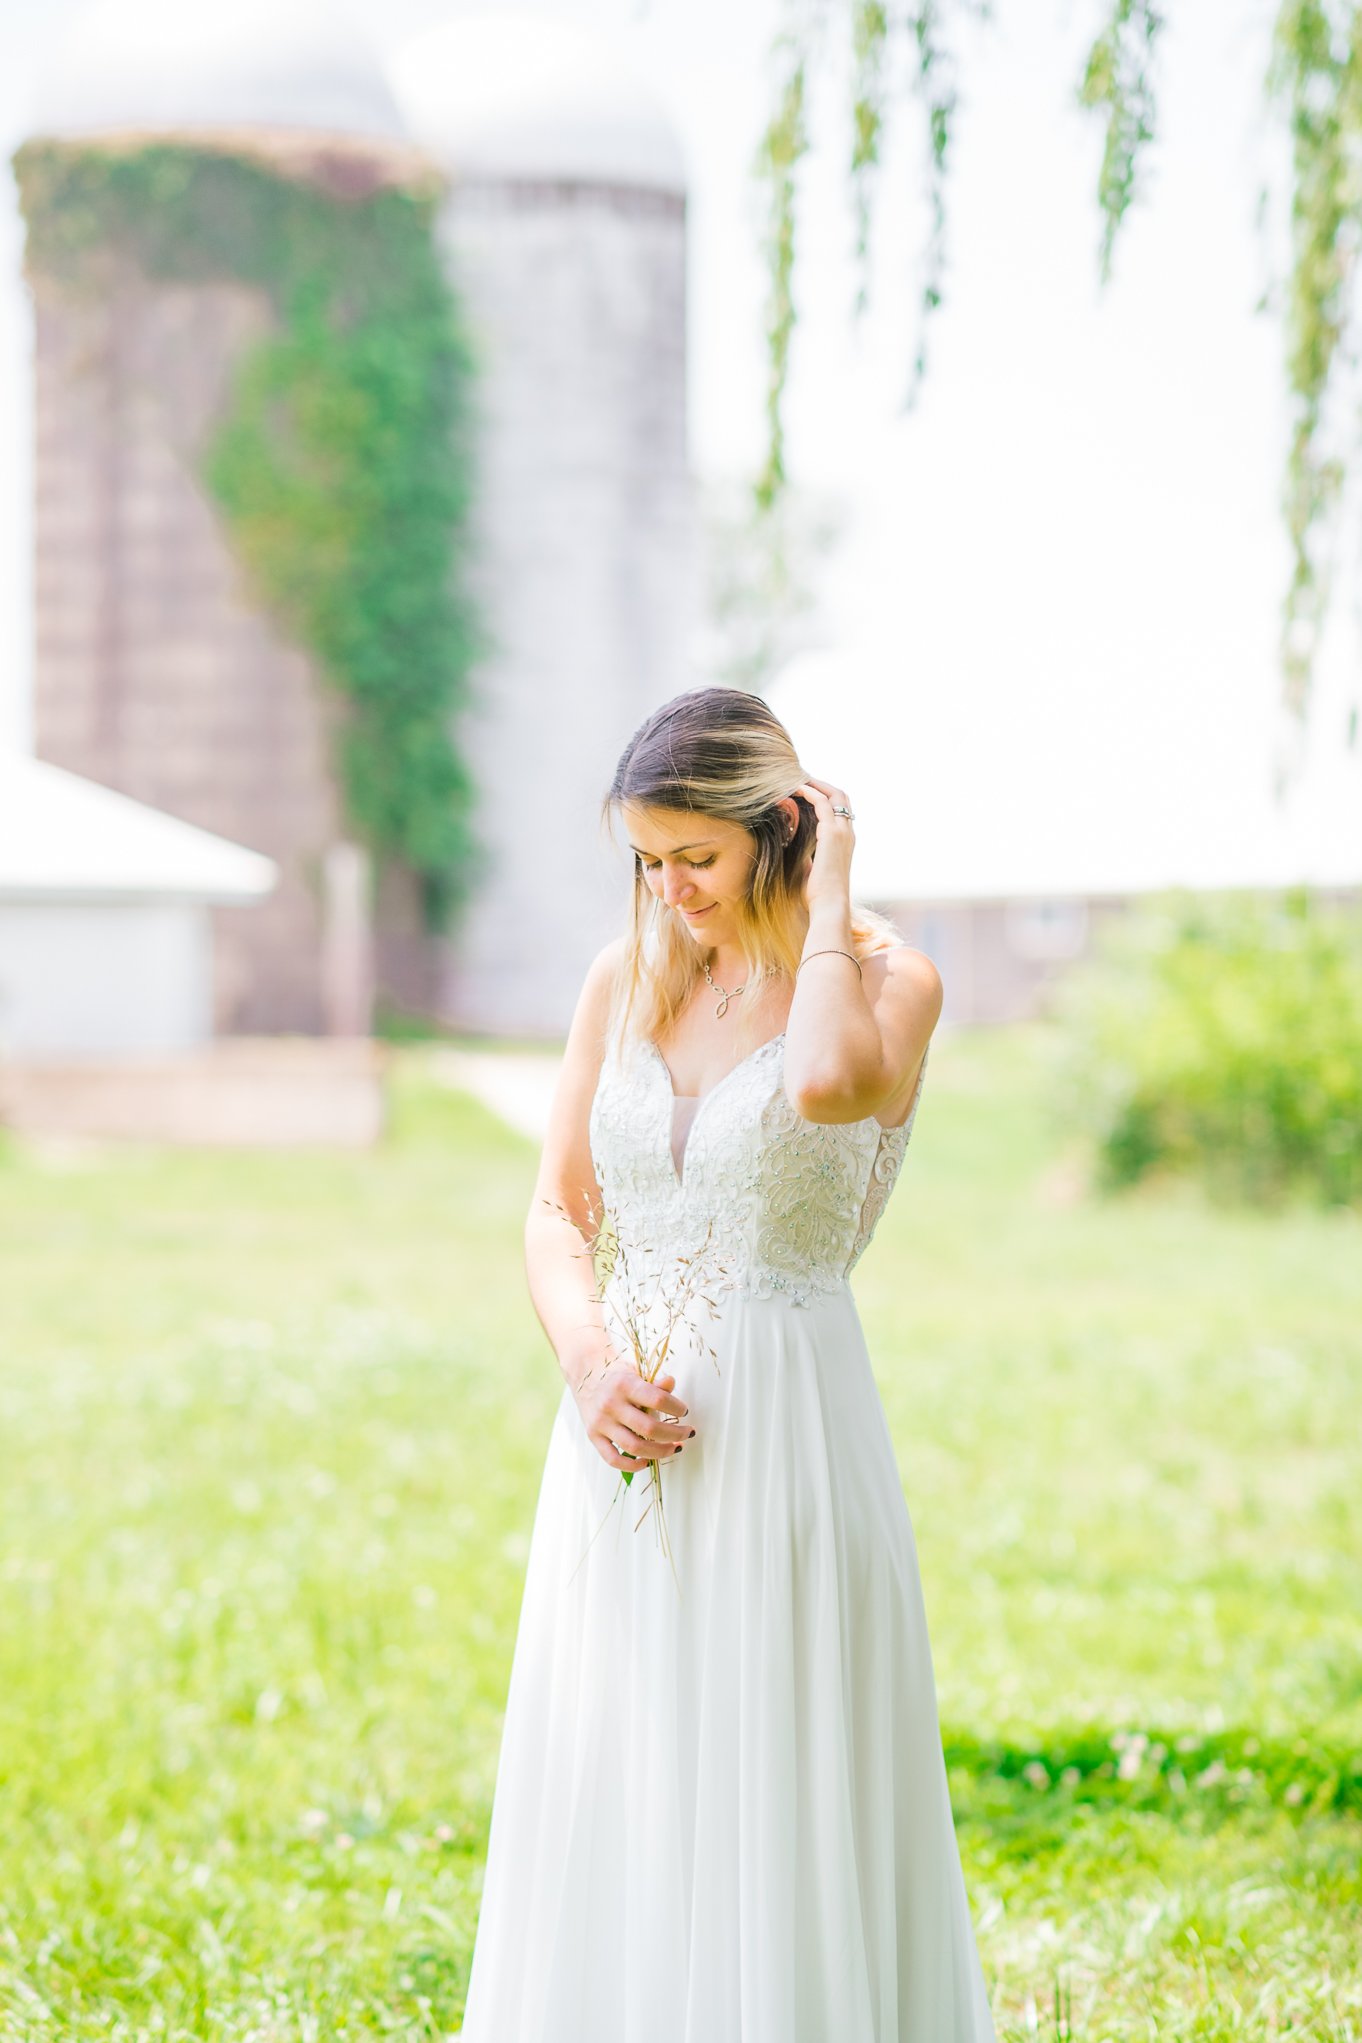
[0,752,278,904]
[26,0,409,151]
[388,13,687,195]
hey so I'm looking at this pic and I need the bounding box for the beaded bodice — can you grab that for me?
[587,1023,930,1309]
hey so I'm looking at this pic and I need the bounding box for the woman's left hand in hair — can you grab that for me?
[792,778,856,915]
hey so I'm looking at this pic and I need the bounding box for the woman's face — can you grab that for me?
[620,803,764,940]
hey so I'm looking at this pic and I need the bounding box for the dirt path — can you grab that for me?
[426,1045,562,1143]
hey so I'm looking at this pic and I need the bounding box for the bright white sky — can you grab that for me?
[1,0,1358,895]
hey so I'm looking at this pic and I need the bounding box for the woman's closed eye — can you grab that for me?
[642,857,715,872]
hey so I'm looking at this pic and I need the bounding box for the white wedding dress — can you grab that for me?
[458,1004,998,2042]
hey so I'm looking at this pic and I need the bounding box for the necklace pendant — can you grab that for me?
[714,992,731,1019]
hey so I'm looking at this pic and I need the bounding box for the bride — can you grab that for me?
[457,686,997,2041]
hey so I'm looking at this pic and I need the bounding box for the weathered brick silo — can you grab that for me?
[19,0,695,1040]
[20,0,430,1035]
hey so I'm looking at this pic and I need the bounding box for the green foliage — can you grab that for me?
[12,141,486,933]
[903,0,962,389]
[850,1,890,306]
[1077,0,1165,284]
[1265,1,1362,731]
[753,0,1362,747]
[1,1033,1360,2031]
[753,33,809,511]
[754,0,967,510]
[1047,888,1362,1208]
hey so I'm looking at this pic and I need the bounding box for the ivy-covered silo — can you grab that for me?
[15,0,480,1035]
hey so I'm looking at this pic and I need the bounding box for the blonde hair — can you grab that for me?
[600,686,901,1055]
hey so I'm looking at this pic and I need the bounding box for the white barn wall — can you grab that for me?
[0,898,211,1056]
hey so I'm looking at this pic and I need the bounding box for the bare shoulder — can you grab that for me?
[864,942,943,1018]
[862,943,943,1125]
[563,935,628,1069]
[580,933,628,1009]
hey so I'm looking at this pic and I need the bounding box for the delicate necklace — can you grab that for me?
[702,954,747,1019]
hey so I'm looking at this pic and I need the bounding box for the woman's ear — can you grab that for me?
[777,797,800,844]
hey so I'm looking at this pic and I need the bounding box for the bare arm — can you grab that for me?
[783,778,942,1125]
[786,922,942,1125]
[524,939,693,1470]
[523,939,621,1395]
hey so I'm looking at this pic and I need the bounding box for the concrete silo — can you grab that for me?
[19,0,428,1036]
[388,13,697,1039]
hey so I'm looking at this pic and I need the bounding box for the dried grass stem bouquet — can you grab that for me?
[541,1191,738,1594]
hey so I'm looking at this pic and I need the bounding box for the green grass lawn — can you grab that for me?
[0,1024,1358,2040]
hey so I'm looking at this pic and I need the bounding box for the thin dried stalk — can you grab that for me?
[541,1189,739,1594]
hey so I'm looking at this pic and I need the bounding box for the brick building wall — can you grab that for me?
[27,174,695,1043]
[31,256,345,1034]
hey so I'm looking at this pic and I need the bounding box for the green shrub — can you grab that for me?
[1046,887,1362,1208]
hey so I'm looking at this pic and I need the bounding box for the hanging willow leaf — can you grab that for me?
[1265,0,1362,730]
[753,30,811,511]
[753,0,1362,744]
[851,0,890,316]
[901,0,963,412]
[1077,0,1165,286]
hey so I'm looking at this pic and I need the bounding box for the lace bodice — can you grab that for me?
[588,1023,930,1309]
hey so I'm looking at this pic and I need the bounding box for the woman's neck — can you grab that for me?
[702,943,748,988]
[703,909,810,992]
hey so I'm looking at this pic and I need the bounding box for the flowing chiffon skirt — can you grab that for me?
[457,1277,997,2042]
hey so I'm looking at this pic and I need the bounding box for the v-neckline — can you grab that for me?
[645,1032,787,1190]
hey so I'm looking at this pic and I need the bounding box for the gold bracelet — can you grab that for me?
[796,948,863,978]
